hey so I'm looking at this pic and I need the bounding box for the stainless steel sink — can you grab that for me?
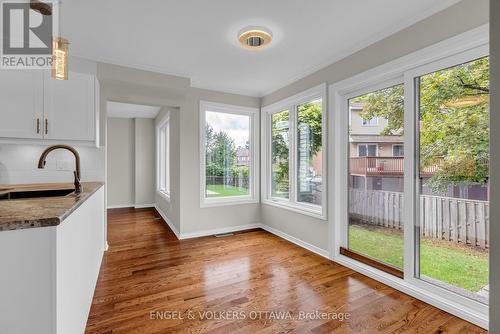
[0,189,75,200]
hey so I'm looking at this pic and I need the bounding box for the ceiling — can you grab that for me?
[62,0,461,97]
[107,102,161,119]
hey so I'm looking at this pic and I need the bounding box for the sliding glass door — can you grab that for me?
[346,84,405,271]
[337,43,489,312]
[414,56,489,303]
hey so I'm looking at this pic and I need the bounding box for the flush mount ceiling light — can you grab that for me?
[238,27,273,50]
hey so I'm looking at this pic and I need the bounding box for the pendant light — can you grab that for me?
[51,1,69,80]
[52,37,69,80]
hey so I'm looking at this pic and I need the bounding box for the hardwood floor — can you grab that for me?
[85,208,486,334]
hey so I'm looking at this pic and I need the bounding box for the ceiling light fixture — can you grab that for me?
[238,27,272,50]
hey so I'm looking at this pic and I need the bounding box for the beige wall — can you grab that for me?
[134,118,156,206]
[107,118,135,207]
[178,88,261,235]
[350,110,389,136]
[106,117,155,207]
[261,0,489,252]
[489,0,499,330]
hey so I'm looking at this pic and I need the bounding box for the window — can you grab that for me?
[392,144,404,157]
[157,113,170,199]
[358,144,378,157]
[200,101,259,207]
[362,116,379,126]
[271,110,289,199]
[263,84,326,218]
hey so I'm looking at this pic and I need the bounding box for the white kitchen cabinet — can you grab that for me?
[0,70,44,139]
[0,70,97,143]
[44,72,96,141]
[0,186,105,334]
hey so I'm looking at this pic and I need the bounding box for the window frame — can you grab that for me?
[329,25,489,328]
[261,83,327,220]
[199,101,259,208]
[156,112,170,201]
[357,143,378,157]
[361,116,379,126]
[392,144,404,157]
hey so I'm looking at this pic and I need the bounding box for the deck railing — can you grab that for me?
[349,157,488,177]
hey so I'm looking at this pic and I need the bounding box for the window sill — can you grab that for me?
[262,199,326,220]
[201,196,259,208]
[156,190,170,202]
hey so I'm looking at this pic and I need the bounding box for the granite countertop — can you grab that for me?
[0,182,104,231]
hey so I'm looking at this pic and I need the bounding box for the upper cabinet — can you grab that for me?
[0,71,44,139]
[43,72,96,141]
[0,70,98,144]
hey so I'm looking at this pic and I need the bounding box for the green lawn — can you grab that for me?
[349,225,489,292]
[206,184,249,197]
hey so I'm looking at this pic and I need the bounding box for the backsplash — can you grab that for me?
[0,144,105,184]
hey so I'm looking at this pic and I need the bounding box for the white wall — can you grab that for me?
[260,0,489,252]
[489,0,499,331]
[106,118,135,207]
[0,144,104,184]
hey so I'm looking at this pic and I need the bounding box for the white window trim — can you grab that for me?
[329,25,489,329]
[361,116,379,126]
[199,101,259,208]
[156,112,170,201]
[261,83,327,220]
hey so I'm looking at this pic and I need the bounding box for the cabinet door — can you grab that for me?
[43,72,95,141]
[0,71,44,139]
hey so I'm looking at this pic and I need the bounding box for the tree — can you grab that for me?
[271,100,323,192]
[354,57,489,192]
[205,124,237,178]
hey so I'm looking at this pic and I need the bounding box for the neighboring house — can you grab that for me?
[349,102,404,192]
[236,147,250,166]
[348,103,488,200]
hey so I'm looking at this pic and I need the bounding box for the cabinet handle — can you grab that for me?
[36,118,40,134]
[45,119,48,135]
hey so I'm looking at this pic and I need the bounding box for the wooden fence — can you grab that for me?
[349,189,489,249]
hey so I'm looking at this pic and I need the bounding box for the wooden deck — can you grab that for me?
[85,208,486,333]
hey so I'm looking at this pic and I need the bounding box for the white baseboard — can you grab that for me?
[260,224,329,259]
[107,204,154,209]
[154,205,181,239]
[179,224,261,240]
[107,204,134,209]
[134,204,154,209]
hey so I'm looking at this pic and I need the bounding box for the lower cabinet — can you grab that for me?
[0,187,105,334]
